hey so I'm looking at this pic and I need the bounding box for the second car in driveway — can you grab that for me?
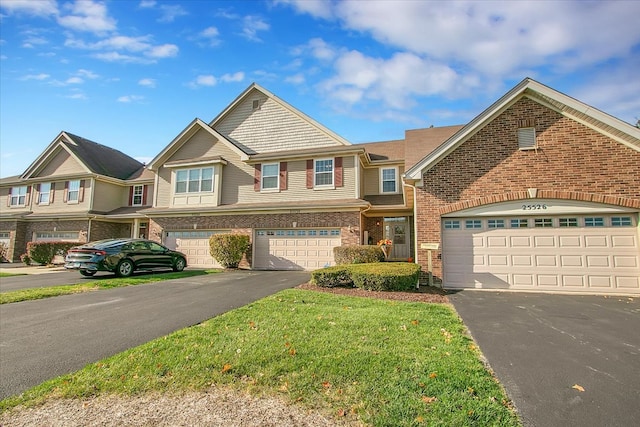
[64,238,187,277]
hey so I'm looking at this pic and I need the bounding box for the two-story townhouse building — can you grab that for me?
[1,78,639,295]
[0,132,153,262]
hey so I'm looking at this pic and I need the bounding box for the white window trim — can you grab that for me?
[261,162,280,192]
[9,186,27,207]
[314,158,334,189]
[518,127,537,150]
[379,167,399,194]
[67,180,81,204]
[132,184,144,206]
[174,167,215,195]
[38,182,51,205]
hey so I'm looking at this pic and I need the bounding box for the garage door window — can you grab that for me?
[611,217,632,226]
[35,232,79,241]
[488,219,505,228]
[559,218,578,227]
[585,217,604,227]
[465,220,482,229]
[510,219,529,228]
[534,218,553,227]
[444,220,461,229]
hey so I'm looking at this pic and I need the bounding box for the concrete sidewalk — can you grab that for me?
[0,263,67,275]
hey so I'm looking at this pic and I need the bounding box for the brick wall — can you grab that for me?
[90,220,132,241]
[149,211,361,247]
[415,97,640,283]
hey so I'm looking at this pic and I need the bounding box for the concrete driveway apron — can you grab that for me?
[449,291,640,427]
[0,270,310,400]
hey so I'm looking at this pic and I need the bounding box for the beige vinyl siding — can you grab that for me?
[216,90,343,154]
[92,181,123,212]
[234,156,357,204]
[36,149,87,177]
[363,168,379,195]
[30,179,91,213]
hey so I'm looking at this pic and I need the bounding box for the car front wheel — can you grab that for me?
[79,270,96,277]
[173,257,186,272]
[116,259,134,277]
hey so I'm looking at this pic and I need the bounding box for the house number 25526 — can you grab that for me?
[522,204,548,210]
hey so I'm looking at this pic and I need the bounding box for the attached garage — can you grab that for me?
[165,231,223,269]
[254,228,341,270]
[442,201,640,295]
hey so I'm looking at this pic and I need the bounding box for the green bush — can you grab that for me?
[27,241,77,265]
[312,262,421,291]
[310,266,353,287]
[0,242,7,262]
[209,234,251,268]
[333,245,385,265]
[350,262,420,291]
[20,253,31,265]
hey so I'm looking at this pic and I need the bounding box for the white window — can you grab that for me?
[67,180,80,203]
[314,159,334,187]
[9,186,27,206]
[518,127,537,150]
[611,217,632,227]
[39,183,51,204]
[261,163,279,190]
[175,167,213,194]
[380,167,398,193]
[132,185,144,206]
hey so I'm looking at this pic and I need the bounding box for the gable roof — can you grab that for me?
[405,78,640,180]
[147,118,248,170]
[209,82,351,151]
[21,132,143,180]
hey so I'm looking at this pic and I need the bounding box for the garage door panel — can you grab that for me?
[254,229,340,270]
[443,213,639,295]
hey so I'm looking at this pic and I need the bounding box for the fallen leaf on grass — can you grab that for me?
[572,384,585,392]
[221,363,232,373]
[421,396,437,404]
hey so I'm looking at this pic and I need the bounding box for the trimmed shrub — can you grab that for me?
[312,262,421,291]
[209,234,251,268]
[350,262,421,292]
[333,245,385,265]
[20,253,31,265]
[27,241,78,265]
[0,242,7,262]
[311,266,354,288]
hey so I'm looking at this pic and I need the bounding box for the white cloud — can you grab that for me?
[274,0,332,20]
[220,72,244,83]
[22,36,48,48]
[241,15,270,42]
[58,0,117,34]
[21,73,50,81]
[138,1,156,9]
[191,75,217,87]
[117,95,144,103]
[65,76,83,84]
[0,0,58,16]
[157,4,187,23]
[139,78,156,88]
[285,73,305,85]
[199,26,221,47]
[76,69,99,79]
[146,43,178,58]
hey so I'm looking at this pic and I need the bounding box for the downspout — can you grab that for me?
[87,216,95,242]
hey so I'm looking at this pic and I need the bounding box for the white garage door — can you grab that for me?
[254,229,341,270]
[165,231,223,269]
[443,214,640,295]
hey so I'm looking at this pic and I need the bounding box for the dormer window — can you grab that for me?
[380,167,398,193]
[175,167,213,194]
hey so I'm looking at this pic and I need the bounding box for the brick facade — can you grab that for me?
[415,97,640,283]
[90,220,132,241]
[149,211,362,248]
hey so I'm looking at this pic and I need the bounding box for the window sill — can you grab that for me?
[313,185,335,191]
[260,188,280,193]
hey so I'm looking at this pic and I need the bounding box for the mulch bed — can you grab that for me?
[296,282,449,304]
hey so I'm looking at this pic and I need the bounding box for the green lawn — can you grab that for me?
[0,270,219,304]
[1,288,520,426]
[0,272,26,278]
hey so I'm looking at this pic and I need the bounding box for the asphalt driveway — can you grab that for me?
[449,291,640,427]
[0,270,310,400]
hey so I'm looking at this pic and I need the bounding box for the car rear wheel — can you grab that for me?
[79,270,96,277]
[116,259,134,277]
[173,257,186,272]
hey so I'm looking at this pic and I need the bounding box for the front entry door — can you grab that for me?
[384,218,409,259]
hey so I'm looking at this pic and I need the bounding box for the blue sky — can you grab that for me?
[1,0,639,178]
